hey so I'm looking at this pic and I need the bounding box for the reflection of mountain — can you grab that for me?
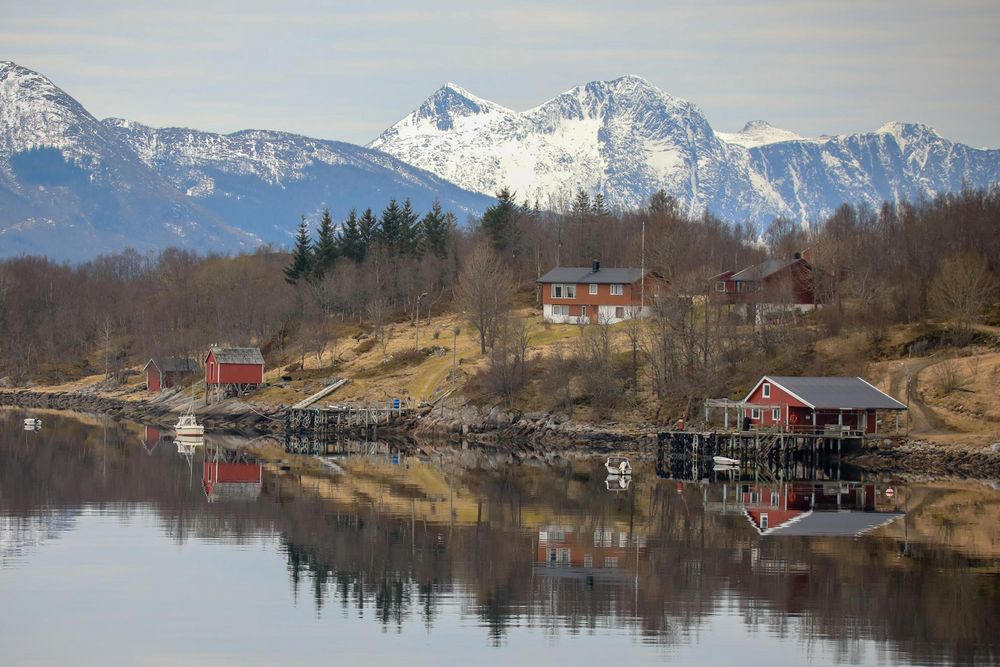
[1,411,998,665]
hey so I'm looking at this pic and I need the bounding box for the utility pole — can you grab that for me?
[415,291,428,350]
[640,217,646,314]
[452,326,461,384]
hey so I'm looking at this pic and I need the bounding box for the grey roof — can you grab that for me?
[147,357,199,373]
[208,346,265,365]
[760,510,904,537]
[752,376,907,410]
[537,266,646,284]
[730,258,799,282]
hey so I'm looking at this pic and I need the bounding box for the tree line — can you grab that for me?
[0,185,996,416]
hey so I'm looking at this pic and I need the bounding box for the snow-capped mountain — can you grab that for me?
[0,62,490,260]
[0,60,256,259]
[370,76,1000,223]
[102,120,492,242]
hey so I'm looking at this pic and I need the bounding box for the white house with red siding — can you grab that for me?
[742,376,906,435]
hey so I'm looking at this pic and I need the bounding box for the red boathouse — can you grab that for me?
[204,346,265,400]
[742,376,906,435]
[144,357,199,392]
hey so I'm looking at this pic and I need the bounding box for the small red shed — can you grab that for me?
[144,357,199,392]
[204,346,265,397]
[742,376,906,435]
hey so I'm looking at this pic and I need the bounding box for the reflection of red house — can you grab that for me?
[742,482,903,536]
[202,460,263,502]
[742,376,906,434]
[536,525,645,571]
[142,426,161,454]
[144,357,199,392]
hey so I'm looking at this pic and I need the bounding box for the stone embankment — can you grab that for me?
[0,389,283,434]
[852,439,1000,479]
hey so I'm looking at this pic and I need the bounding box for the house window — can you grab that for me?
[604,556,619,568]
[751,408,761,420]
[615,306,625,319]
[551,305,569,317]
[589,283,598,295]
[584,554,593,568]
[772,407,781,422]
[760,514,769,530]
[715,281,726,292]
[610,284,624,296]
[551,283,576,298]
[762,382,771,398]
[771,492,780,507]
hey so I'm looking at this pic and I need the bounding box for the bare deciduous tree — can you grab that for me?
[456,243,513,354]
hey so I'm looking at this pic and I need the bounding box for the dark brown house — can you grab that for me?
[144,357,199,392]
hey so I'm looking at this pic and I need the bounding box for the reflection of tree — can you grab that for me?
[2,413,998,666]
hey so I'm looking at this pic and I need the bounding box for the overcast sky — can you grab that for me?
[5,0,999,148]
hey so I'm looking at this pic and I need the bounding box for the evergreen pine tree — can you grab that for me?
[378,198,404,253]
[337,208,365,263]
[283,215,314,284]
[480,187,519,253]
[312,208,339,276]
[591,193,607,217]
[358,208,380,257]
[400,198,422,256]
[572,189,591,223]
[420,200,454,259]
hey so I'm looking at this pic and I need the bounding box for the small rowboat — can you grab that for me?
[713,456,740,466]
[605,456,632,476]
[23,418,42,431]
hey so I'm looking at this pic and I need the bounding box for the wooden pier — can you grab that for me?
[656,427,901,481]
[286,397,414,436]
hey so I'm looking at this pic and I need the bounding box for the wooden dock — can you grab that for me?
[285,397,414,435]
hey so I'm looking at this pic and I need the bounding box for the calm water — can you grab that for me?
[1,411,998,666]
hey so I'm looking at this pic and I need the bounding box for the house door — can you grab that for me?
[581,305,588,323]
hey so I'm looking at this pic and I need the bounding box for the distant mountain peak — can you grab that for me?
[717,120,807,148]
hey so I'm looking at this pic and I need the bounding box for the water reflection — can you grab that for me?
[0,410,997,666]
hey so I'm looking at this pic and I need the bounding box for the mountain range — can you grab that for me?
[371,76,1000,222]
[0,61,491,260]
[1,61,998,260]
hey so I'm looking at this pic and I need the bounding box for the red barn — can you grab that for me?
[204,346,265,398]
[742,376,906,435]
[144,357,199,392]
[536,260,665,324]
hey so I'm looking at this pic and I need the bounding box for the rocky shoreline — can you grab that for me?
[2,389,998,478]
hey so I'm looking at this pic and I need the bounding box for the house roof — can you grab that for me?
[745,376,907,410]
[748,510,905,537]
[145,357,199,373]
[208,346,265,365]
[730,258,803,282]
[537,267,648,284]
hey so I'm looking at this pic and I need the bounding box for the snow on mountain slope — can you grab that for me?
[0,61,257,259]
[716,120,810,148]
[0,61,490,259]
[102,119,492,240]
[371,77,1000,224]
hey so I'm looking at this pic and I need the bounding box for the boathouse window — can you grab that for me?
[760,514,769,529]
[716,281,726,292]
[773,407,781,421]
[610,284,624,296]
[751,408,761,420]
[771,492,780,506]
[762,382,771,398]
[589,283,598,295]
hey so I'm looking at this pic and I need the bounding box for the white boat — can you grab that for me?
[174,412,204,437]
[713,456,740,466]
[23,418,42,430]
[605,456,632,476]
